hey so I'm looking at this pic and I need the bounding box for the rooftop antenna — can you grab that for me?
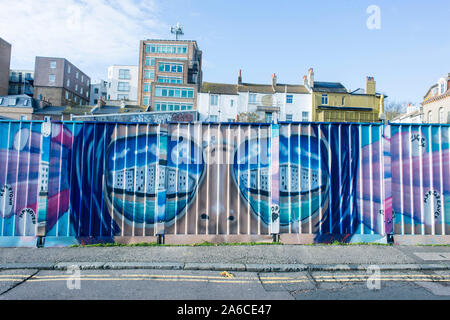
[170,23,184,40]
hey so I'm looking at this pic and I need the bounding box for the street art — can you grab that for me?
[0,120,449,247]
[72,111,199,123]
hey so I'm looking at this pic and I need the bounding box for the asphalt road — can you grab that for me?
[1,268,449,300]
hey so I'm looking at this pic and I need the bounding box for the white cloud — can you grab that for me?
[0,0,167,82]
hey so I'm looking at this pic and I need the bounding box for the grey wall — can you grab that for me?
[0,38,11,96]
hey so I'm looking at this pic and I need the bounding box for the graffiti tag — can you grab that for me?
[0,185,14,218]
[411,134,426,148]
[271,204,280,223]
[424,190,442,219]
[19,208,37,224]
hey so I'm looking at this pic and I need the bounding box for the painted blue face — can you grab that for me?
[105,133,204,225]
[233,134,329,226]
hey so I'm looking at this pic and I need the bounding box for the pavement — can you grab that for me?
[1,245,450,272]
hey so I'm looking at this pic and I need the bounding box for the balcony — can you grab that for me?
[250,96,282,112]
[9,75,34,84]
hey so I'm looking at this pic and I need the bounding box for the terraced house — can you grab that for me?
[197,70,312,122]
[304,68,385,123]
[137,39,202,112]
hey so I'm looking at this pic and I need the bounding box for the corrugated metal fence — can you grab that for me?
[0,120,448,247]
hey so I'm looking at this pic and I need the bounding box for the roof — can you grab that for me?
[312,82,348,93]
[201,82,309,95]
[201,82,238,95]
[0,95,37,108]
[33,106,67,115]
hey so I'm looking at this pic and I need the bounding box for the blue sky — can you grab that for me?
[1,0,449,105]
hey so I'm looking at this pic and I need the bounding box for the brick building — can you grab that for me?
[137,39,202,111]
[0,38,11,96]
[34,57,91,106]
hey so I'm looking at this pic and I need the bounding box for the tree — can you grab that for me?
[384,99,408,121]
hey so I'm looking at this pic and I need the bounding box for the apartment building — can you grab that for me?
[137,39,202,111]
[0,38,11,96]
[8,70,34,96]
[34,57,91,106]
[197,70,312,122]
[107,66,138,103]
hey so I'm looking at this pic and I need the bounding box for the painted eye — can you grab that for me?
[105,133,204,225]
[233,134,329,226]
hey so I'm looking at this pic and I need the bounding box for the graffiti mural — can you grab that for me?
[72,111,199,123]
[0,120,449,247]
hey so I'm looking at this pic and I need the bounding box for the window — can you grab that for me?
[67,79,70,87]
[94,88,99,94]
[118,94,129,100]
[144,70,155,79]
[80,87,84,95]
[145,57,156,66]
[265,112,273,123]
[144,83,152,92]
[342,97,345,106]
[209,115,218,122]
[143,96,151,106]
[50,61,56,69]
[9,98,17,106]
[286,95,293,104]
[158,76,182,84]
[75,84,78,92]
[76,72,79,79]
[74,96,78,103]
[322,94,328,105]
[302,112,309,122]
[86,91,89,98]
[23,99,28,106]
[146,44,187,54]
[118,82,130,91]
[286,114,293,121]
[439,108,445,123]
[65,91,69,100]
[20,115,27,121]
[155,86,194,99]
[210,95,218,106]
[249,93,256,103]
[230,100,234,107]
[441,83,446,94]
[49,74,56,83]
[94,99,98,104]
[81,75,84,82]
[428,111,432,123]
[0,98,3,104]
[119,69,131,80]
[158,62,183,73]
[67,65,71,73]
[155,102,193,111]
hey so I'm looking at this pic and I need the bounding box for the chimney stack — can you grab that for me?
[303,75,308,87]
[366,76,376,95]
[307,68,314,88]
[272,73,277,88]
[238,69,242,85]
